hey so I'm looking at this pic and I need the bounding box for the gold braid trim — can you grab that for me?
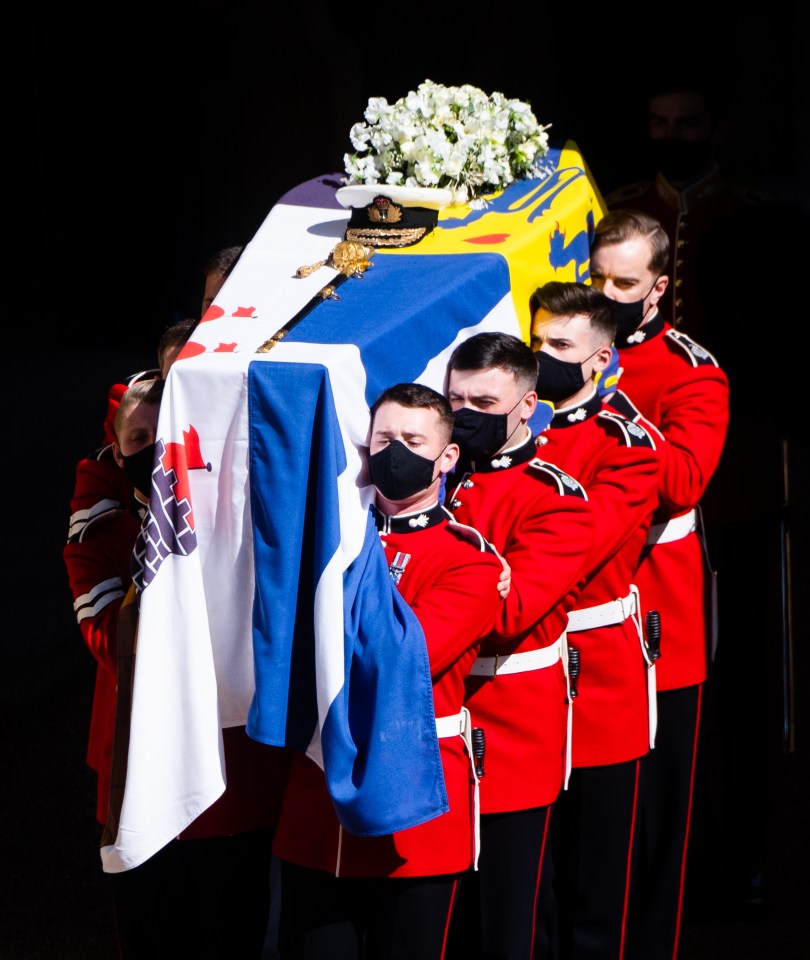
[345,227,426,247]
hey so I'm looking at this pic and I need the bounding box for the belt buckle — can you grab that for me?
[491,654,500,678]
[618,592,635,620]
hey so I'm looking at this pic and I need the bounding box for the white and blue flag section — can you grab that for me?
[101,142,605,871]
[247,361,447,835]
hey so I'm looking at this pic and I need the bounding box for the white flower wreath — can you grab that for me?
[342,79,552,207]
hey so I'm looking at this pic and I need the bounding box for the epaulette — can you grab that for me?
[665,330,720,368]
[447,519,500,556]
[527,459,588,499]
[607,388,643,422]
[730,182,772,206]
[597,410,657,449]
[604,180,653,206]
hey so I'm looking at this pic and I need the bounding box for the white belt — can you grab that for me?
[565,585,658,752]
[434,706,481,870]
[469,638,563,678]
[435,710,469,739]
[647,508,696,545]
[567,589,638,632]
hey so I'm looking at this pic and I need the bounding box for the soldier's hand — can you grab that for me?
[496,553,511,600]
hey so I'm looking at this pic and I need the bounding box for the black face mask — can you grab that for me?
[609,278,660,341]
[535,349,598,403]
[121,443,156,497]
[647,138,714,183]
[451,397,522,463]
[610,297,646,340]
[369,440,443,501]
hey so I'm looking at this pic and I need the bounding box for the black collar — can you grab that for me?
[373,502,450,534]
[455,431,538,477]
[617,309,665,349]
[550,388,601,428]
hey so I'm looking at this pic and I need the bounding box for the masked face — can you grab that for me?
[368,439,443,502]
[610,296,647,340]
[603,277,661,340]
[648,137,714,183]
[451,395,524,463]
[121,443,156,498]
[535,349,598,404]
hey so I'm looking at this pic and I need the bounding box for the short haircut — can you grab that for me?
[157,317,197,367]
[370,382,455,442]
[530,281,616,344]
[447,332,539,394]
[204,245,244,280]
[114,377,164,438]
[591,209,670,276]
[644,69,730,125]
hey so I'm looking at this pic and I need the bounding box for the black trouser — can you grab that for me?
[110,826,274,960]
[447,805,554,960]
[625,685,701,960]
[699,516,782,909]
[278,860,460,960]
[549,758,643,959]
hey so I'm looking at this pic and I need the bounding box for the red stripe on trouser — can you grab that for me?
[671,683,702,960]
[619,757,642,960]
[439,876,461,960]
[530,805,552,956]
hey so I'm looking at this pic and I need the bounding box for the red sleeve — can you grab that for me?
[64,453,140,672]
[656,369,729,512]
[580,441,658,580]
[408,546,503,677]
[496,486,593,638]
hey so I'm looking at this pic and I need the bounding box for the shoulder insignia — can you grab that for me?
[597,410,657,449]
[730,182,772,205]
[604,180,653,206]
[665,329,720,367]
[528,458,588,499]
[447,520,499,556]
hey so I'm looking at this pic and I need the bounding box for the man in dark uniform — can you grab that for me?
[604,74,787,354]
[606,75,808,913]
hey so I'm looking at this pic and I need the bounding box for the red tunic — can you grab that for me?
[64,446,141,823]
[537,391,660,767]
[64,445,288,836]
[447,435,595,811]
[272,505,503,878]
[610,312,729,690]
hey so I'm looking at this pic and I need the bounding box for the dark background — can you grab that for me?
[6,2,808,957]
